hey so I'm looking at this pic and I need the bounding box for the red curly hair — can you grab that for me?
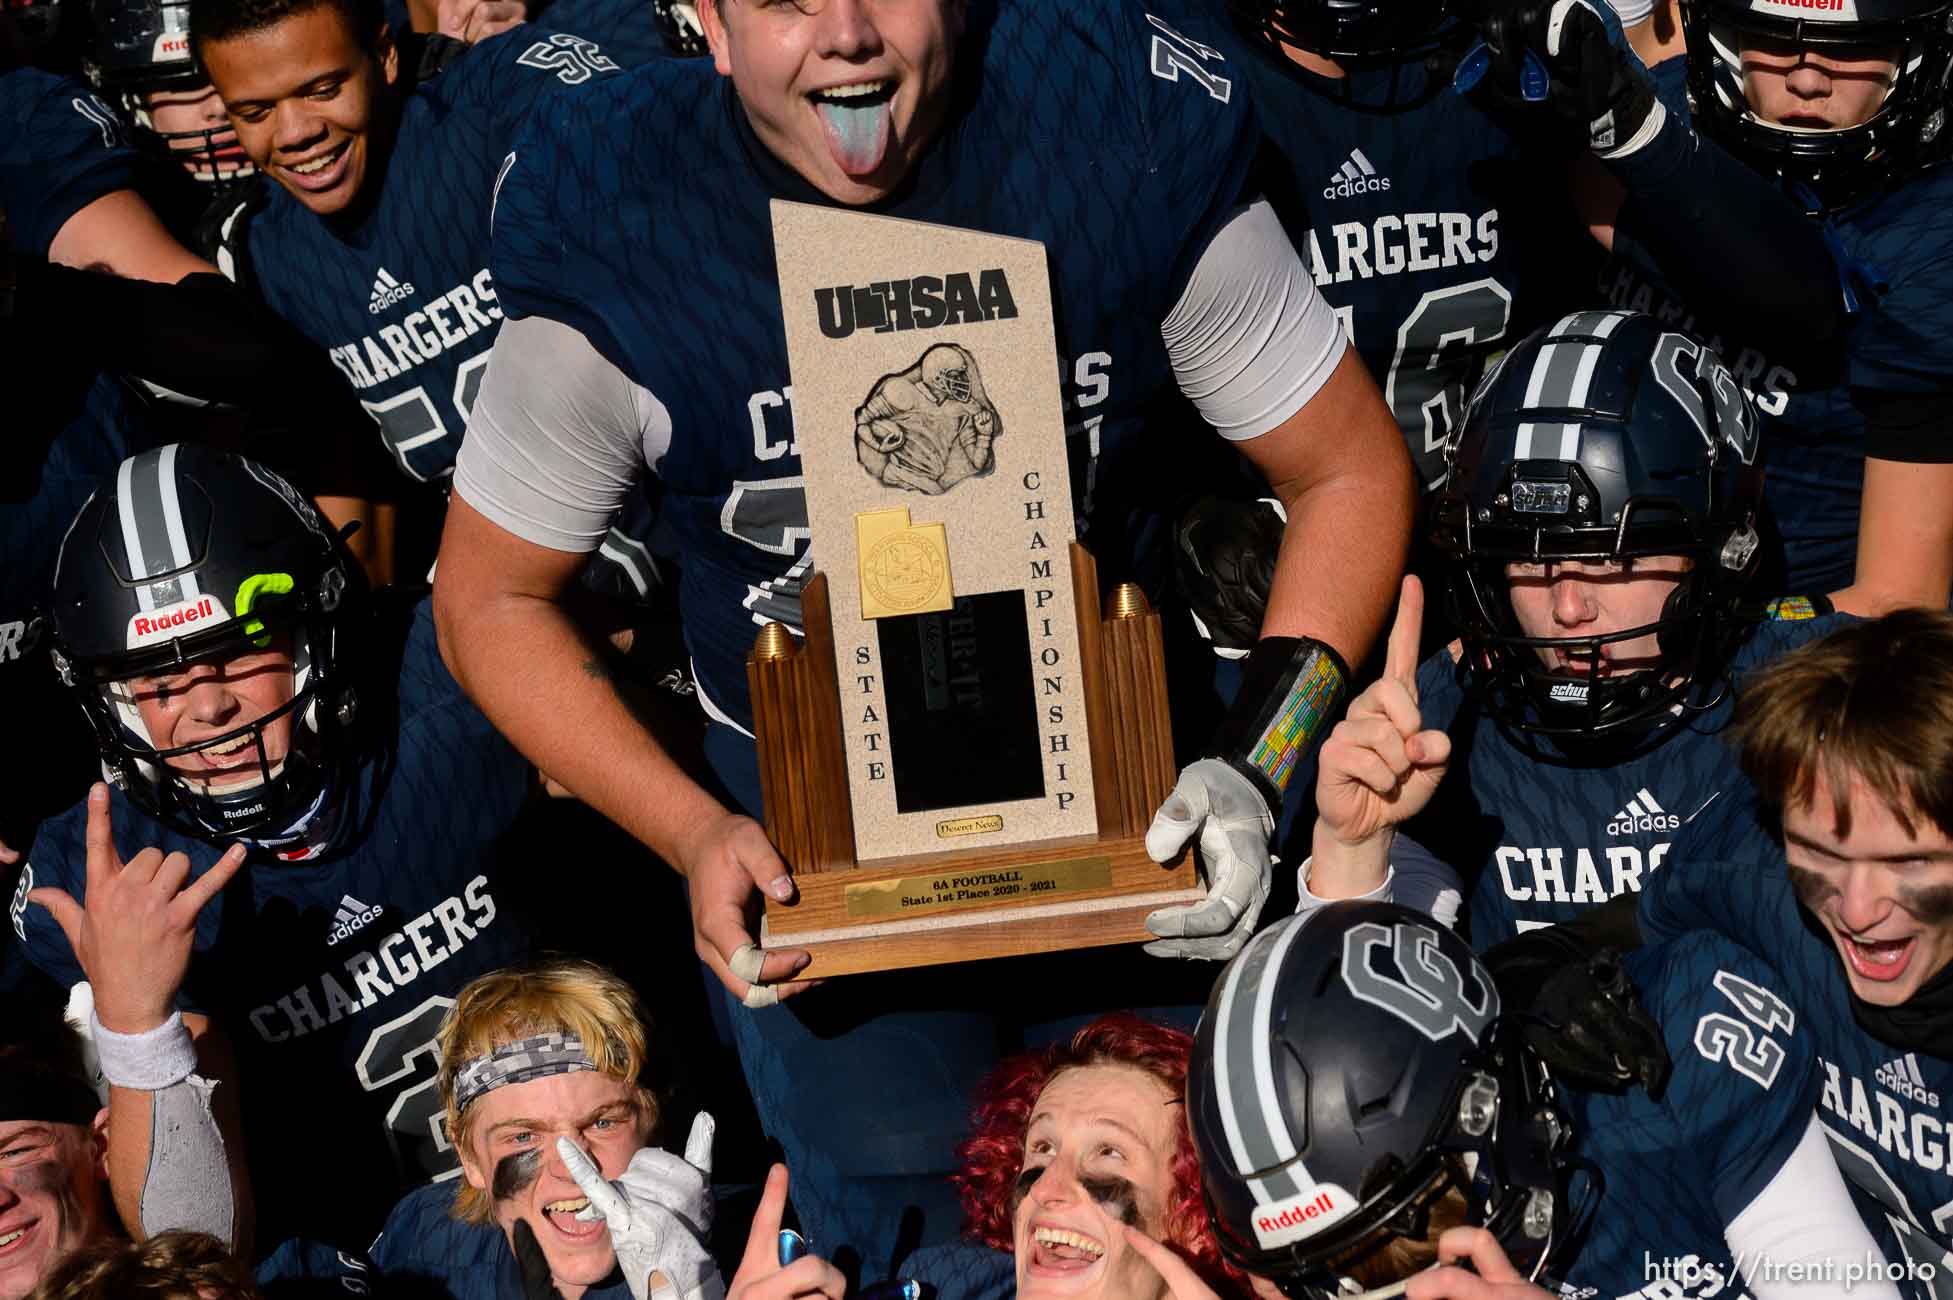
[951,1012,1248,1295]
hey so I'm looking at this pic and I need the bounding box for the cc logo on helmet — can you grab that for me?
[1340,919,1500,1044]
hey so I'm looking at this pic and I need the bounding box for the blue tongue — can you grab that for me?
[816,97,890,173]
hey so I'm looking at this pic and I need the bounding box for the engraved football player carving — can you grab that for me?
[854,343,1000,495]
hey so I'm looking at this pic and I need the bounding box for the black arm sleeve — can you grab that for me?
[1854,387,1952,464]
[5,261,350,410]
[1607,113,1846,364]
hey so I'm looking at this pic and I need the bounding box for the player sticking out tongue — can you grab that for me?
[811,79,896,175]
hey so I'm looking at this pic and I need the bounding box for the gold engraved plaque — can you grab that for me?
[856,507,953,619]
[936,814,1005,839]
[844,856,1115,920]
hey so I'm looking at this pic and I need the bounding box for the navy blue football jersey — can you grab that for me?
[527,0,676,68]
[0,68,135,256]
[1228,41,1565,487]
[219,27,662,597]
[1407,612,1850,948]
[254,1237,382,1298]
[1837,164,1953,411]
[1550,932,1817,1300]
[1642,826,1953,1300]
[1593,71,1953,599]
[489,0,1258,732]
[221,28,619,485]
[11,597,538,1249]
[900,1242,1016,1300]
[370,1181,634,1300]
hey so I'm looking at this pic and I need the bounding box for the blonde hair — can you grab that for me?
[29,1231,257,1300]
[438,958,659,1224]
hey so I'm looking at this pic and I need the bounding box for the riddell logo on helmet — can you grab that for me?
[1251,1190,1346,1249]
[1753,0,1855,13]
[127,595,230,648]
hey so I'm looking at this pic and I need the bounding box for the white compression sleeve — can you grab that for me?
[453,314,671,553]
[1725,1116,1902,1300]
[1159,197,1347,441]
[139,1075,236,1246]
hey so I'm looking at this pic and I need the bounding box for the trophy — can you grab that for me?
[750,201,1199,977]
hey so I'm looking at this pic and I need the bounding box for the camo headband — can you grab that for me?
[453,1033,597,1112]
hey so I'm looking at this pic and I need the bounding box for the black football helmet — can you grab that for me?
[1190,903,1579,1297]
[1228,0,1452,61]
[651,0,705,56]
[48,444,363,857]
[1428,309,1764,744]
[81,0,254,187]
[1682,0,1953,209]
[2,0,68,55]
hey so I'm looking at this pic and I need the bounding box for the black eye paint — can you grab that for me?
[1081,1174,1140,1226]
[1011,1164,1041,1213]
[1788,865,1838,909]
[493,1148,544,1201]
[1790,864,1953,926]
[1902,881,1953,926]
[1009,1163,1141,1226]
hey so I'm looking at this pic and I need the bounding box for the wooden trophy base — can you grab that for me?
[749,544,1198,978]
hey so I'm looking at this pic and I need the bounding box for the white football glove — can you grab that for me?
[559,1113,724,1300]
[1142,758,1275,960]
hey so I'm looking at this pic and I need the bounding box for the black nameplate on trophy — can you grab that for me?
[877,591,1043,815]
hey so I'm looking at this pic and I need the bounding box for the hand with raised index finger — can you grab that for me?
[1316,575,1452,848]
[27,782,246,1035]
[727,1166,845,1300]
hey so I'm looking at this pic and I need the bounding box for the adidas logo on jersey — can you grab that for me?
[328,893,385,947]
[1875,1053,1942,1108]
[368,267,415,315]
[1607,788,1681,836]
[1323,148,1390,200]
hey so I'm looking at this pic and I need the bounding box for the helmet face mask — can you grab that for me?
[51,446,362,856]
[1191,906,1581,1296]
[84,0,256,188]
[1681,0,1953,208]
[1431,311,1764,747]
[85,621,330,839]
[1227,0,1452,63]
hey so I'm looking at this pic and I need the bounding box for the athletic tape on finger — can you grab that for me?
[741,983,779,1010]
[727,944,766,984]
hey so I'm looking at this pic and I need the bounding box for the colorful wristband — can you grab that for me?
[1212,635,1351,815]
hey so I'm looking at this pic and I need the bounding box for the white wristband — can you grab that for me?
[90,1010,197,1091]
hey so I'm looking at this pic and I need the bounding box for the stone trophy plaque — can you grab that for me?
[750,201,1199,977]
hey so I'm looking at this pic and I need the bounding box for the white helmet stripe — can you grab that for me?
[1512,310,1627,461]
[116,454,155,613]
[156,443,202,602]
[1213,916,1312,1205]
